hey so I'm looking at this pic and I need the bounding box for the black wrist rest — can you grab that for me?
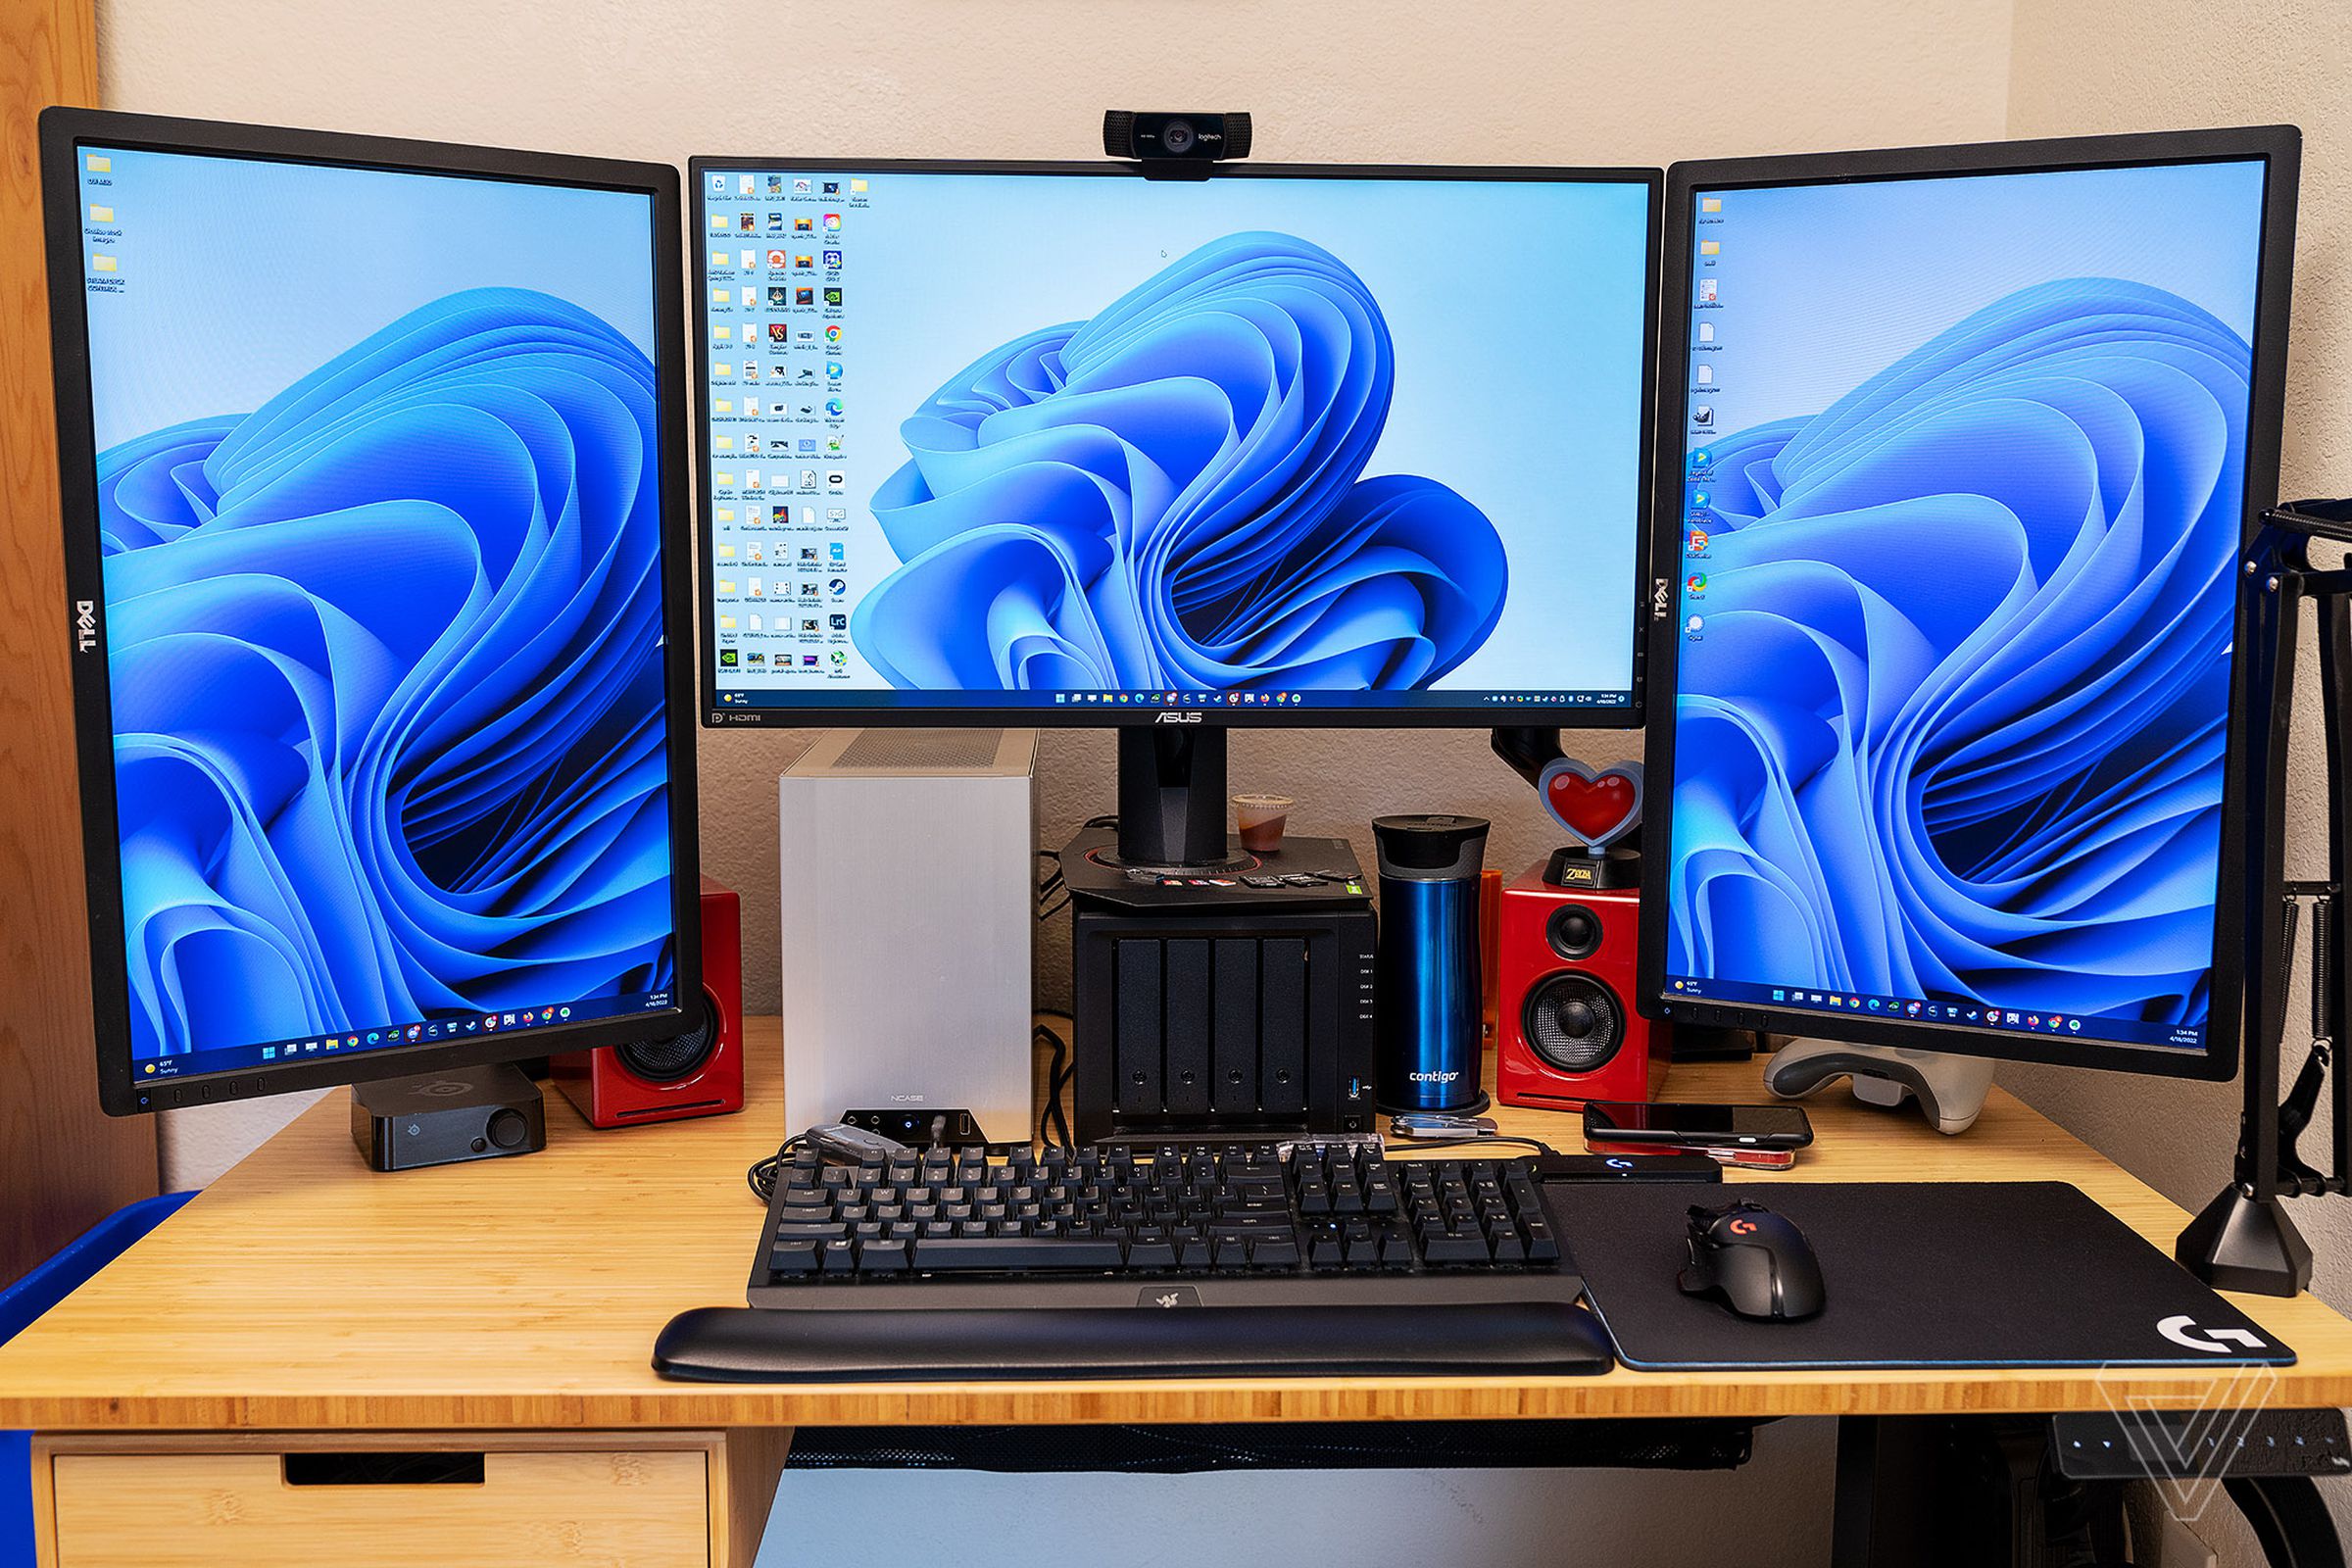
[653,1302,1615,1382]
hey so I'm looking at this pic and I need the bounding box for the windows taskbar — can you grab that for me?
[130,990,677,1083]
[708,687,1636,710]
[1664,975,2205,1052]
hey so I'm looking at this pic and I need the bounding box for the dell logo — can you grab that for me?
[1651,578,1671,620]
[1154,710,1201,724]
[74,599,96,652]
[2157,1314,2268,1354]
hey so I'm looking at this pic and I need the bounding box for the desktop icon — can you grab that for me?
[823,212,842,231]
[1699,240,1720,257]
[825,324,843,343]
[1686,572,1706,594]
[824,249,843,269]
[1697,277,1718,303]
[1700,196,1722,214]
[823,287,844,307]
[1688,526,1709,554]
[825,398,844,416]
[1691,405,1715,427]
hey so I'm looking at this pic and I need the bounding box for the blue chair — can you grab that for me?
[1,1193,196,1568]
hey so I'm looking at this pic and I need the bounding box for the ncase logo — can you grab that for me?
[74,599,96,652]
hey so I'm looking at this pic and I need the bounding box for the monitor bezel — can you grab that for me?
[1636,124,2303,1084]
[41,108,707,1116]
[685,155,1664,731]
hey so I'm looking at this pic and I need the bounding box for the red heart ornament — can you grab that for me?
[1536,758,1645,851]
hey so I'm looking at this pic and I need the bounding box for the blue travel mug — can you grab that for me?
[1372,814,1491,1114]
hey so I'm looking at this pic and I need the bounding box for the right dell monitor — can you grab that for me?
[1643,127,2301,1078]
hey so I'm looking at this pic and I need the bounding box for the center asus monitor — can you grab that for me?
[43,111,702,1116]
[1640,127,2300,1080]
[691,158,1661,861]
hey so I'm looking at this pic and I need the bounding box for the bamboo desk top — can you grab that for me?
[4,1018,2349,1432]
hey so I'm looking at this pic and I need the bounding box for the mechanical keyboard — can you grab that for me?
[747,1138,1581,1310]
[652,1138,1640,1382]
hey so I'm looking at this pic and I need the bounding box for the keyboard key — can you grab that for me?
[862,1241,911,1272]
[915,1237,1126,1272]
[1127,1239,1179,1270]
[774,1221,849,1240]
[1422,1232,1494,1264]
[767,1242,822,1275]
[1252,1237,1301,1268]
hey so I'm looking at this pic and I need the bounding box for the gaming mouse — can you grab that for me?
[1677,1200,1825,1321]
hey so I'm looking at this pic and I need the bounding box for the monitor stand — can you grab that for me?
[1100,726,1251,871]
[1761,1039,1996,1136]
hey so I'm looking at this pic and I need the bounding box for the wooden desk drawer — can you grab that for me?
[43,1443,710,1568]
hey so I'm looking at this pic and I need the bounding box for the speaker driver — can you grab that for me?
[1522,973,1622,1072]
[1545,904,1604,960]
[615,986,720,1084]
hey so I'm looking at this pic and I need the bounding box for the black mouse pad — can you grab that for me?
[1559,1181,2295,1371]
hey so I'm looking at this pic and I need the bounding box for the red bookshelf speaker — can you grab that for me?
[553,874,744,1128]
[1495,862,1668,1111]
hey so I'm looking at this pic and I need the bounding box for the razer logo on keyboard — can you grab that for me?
[1143,1286,1201,1309]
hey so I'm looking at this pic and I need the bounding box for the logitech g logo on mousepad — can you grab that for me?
[1560,1181,2295,1372]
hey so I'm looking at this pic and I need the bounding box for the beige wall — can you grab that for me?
[1999,0,2352,1556]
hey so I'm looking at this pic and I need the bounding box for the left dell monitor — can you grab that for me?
[41,109,702,1150]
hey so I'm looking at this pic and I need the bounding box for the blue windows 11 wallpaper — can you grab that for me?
[1662,160,2269,1054]
[76,149,676,1075]
[698,172,1653,712]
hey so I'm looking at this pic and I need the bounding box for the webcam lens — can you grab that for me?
[1160,119,1197,155]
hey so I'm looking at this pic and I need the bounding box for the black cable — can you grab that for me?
[747,1134,808,1201]
[2226,1476,2348,1568]
[1034,1022,1075,1149]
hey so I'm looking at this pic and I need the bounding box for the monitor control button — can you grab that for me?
[487,1108,530,1150]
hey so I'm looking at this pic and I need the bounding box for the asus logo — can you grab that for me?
[74,599,96,653]
[1651,578,1671,620]
[1154,710,1202,724]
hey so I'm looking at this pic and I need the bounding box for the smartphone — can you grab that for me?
[1582,1100,1815,1152]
